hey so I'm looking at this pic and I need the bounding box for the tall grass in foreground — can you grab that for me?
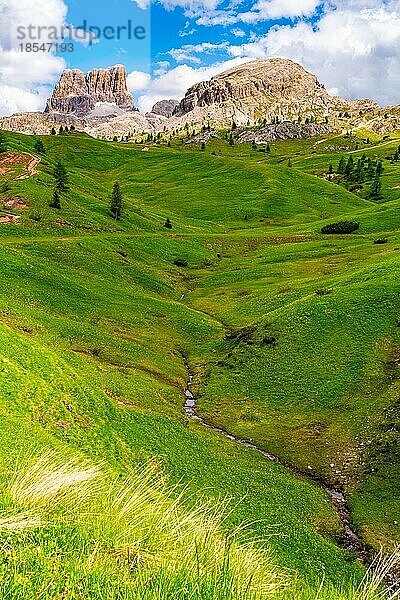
[0,451,398,599]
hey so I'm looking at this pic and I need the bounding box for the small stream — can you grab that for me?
[183,369,370,563]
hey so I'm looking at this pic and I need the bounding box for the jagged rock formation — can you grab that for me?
[149,100,179,118]
[45,65,135,117]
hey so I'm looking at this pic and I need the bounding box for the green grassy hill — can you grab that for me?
[0,128,399,597]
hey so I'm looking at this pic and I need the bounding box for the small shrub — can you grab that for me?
[0,180,11,193]
[321,221,360,234]
[262,336,277,346]
[374,238,388,245]
[315,289,333,296]
[30,213,42,222]
[174,259,188,267]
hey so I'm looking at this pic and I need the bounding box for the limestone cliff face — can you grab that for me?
[45,65,135,116]
[172,58,379,126]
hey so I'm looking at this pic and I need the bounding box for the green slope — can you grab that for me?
[0,128,399,595]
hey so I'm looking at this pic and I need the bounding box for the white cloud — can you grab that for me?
[127,70,151,91]
[131,57,248,112]
[238,0,320,22]
[0,0,68,116]
[168,41,229,63]
[227,1,400,105]
[232,28,246,37]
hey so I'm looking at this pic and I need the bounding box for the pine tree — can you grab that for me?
[34,138,45,154]
[51,128,56,136]
[229,133,234,146]
[0,132,7,153]
[252,140,257,151]
[376,160,384,176]
[109,182,123,220]
[369,173,382,200]
[328,164,333,174]
[164,218,172,229]
[265,144,271,154]
[50,189,61,209]
[344,156,355,180]
[288,158,292,167]
[356,159,364,183]
[337,157,346,174]
[54,160,68,191]
[201,142,206,151]
[59,126,64,134]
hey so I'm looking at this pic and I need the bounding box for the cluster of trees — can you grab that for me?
[51,125,75,135]
[330,154,384,200]
[321,221,360,234]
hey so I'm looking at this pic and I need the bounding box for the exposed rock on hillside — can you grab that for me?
[237,122,332,144]
[149,100,179,118]
[45,65,135,116]
[0,112,85,135]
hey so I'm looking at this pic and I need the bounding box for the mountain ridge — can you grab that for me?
[1,58,399,140]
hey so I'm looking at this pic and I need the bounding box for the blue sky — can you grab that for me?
[1,0,400,115]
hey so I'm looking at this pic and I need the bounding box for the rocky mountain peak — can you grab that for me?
[45,65,135,117]
[171,58,374,126]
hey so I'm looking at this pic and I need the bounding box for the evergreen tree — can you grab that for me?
[252,140,257,151]
[369,173,382,200]
[51,128,56,136]
[164,217,172,229]
[328,164,334,174]
[337,157,346,174]
[356,159,364,183]
[376,160,384,177]
[34,138,45,154]
[54,160,68,191]
[109,182,123,220]
[59,126,64,134]
[229,133,234,146]
[50,189,61,209]
[265,144,271,154]
[367,158,375,179]
[288,158,292,167]
[0,132,7,153]
[344,156,355,180]
[201,142,206,151]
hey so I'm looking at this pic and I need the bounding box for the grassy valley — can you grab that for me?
[0,127,399,597]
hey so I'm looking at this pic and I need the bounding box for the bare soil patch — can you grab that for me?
[0,152,40,180]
